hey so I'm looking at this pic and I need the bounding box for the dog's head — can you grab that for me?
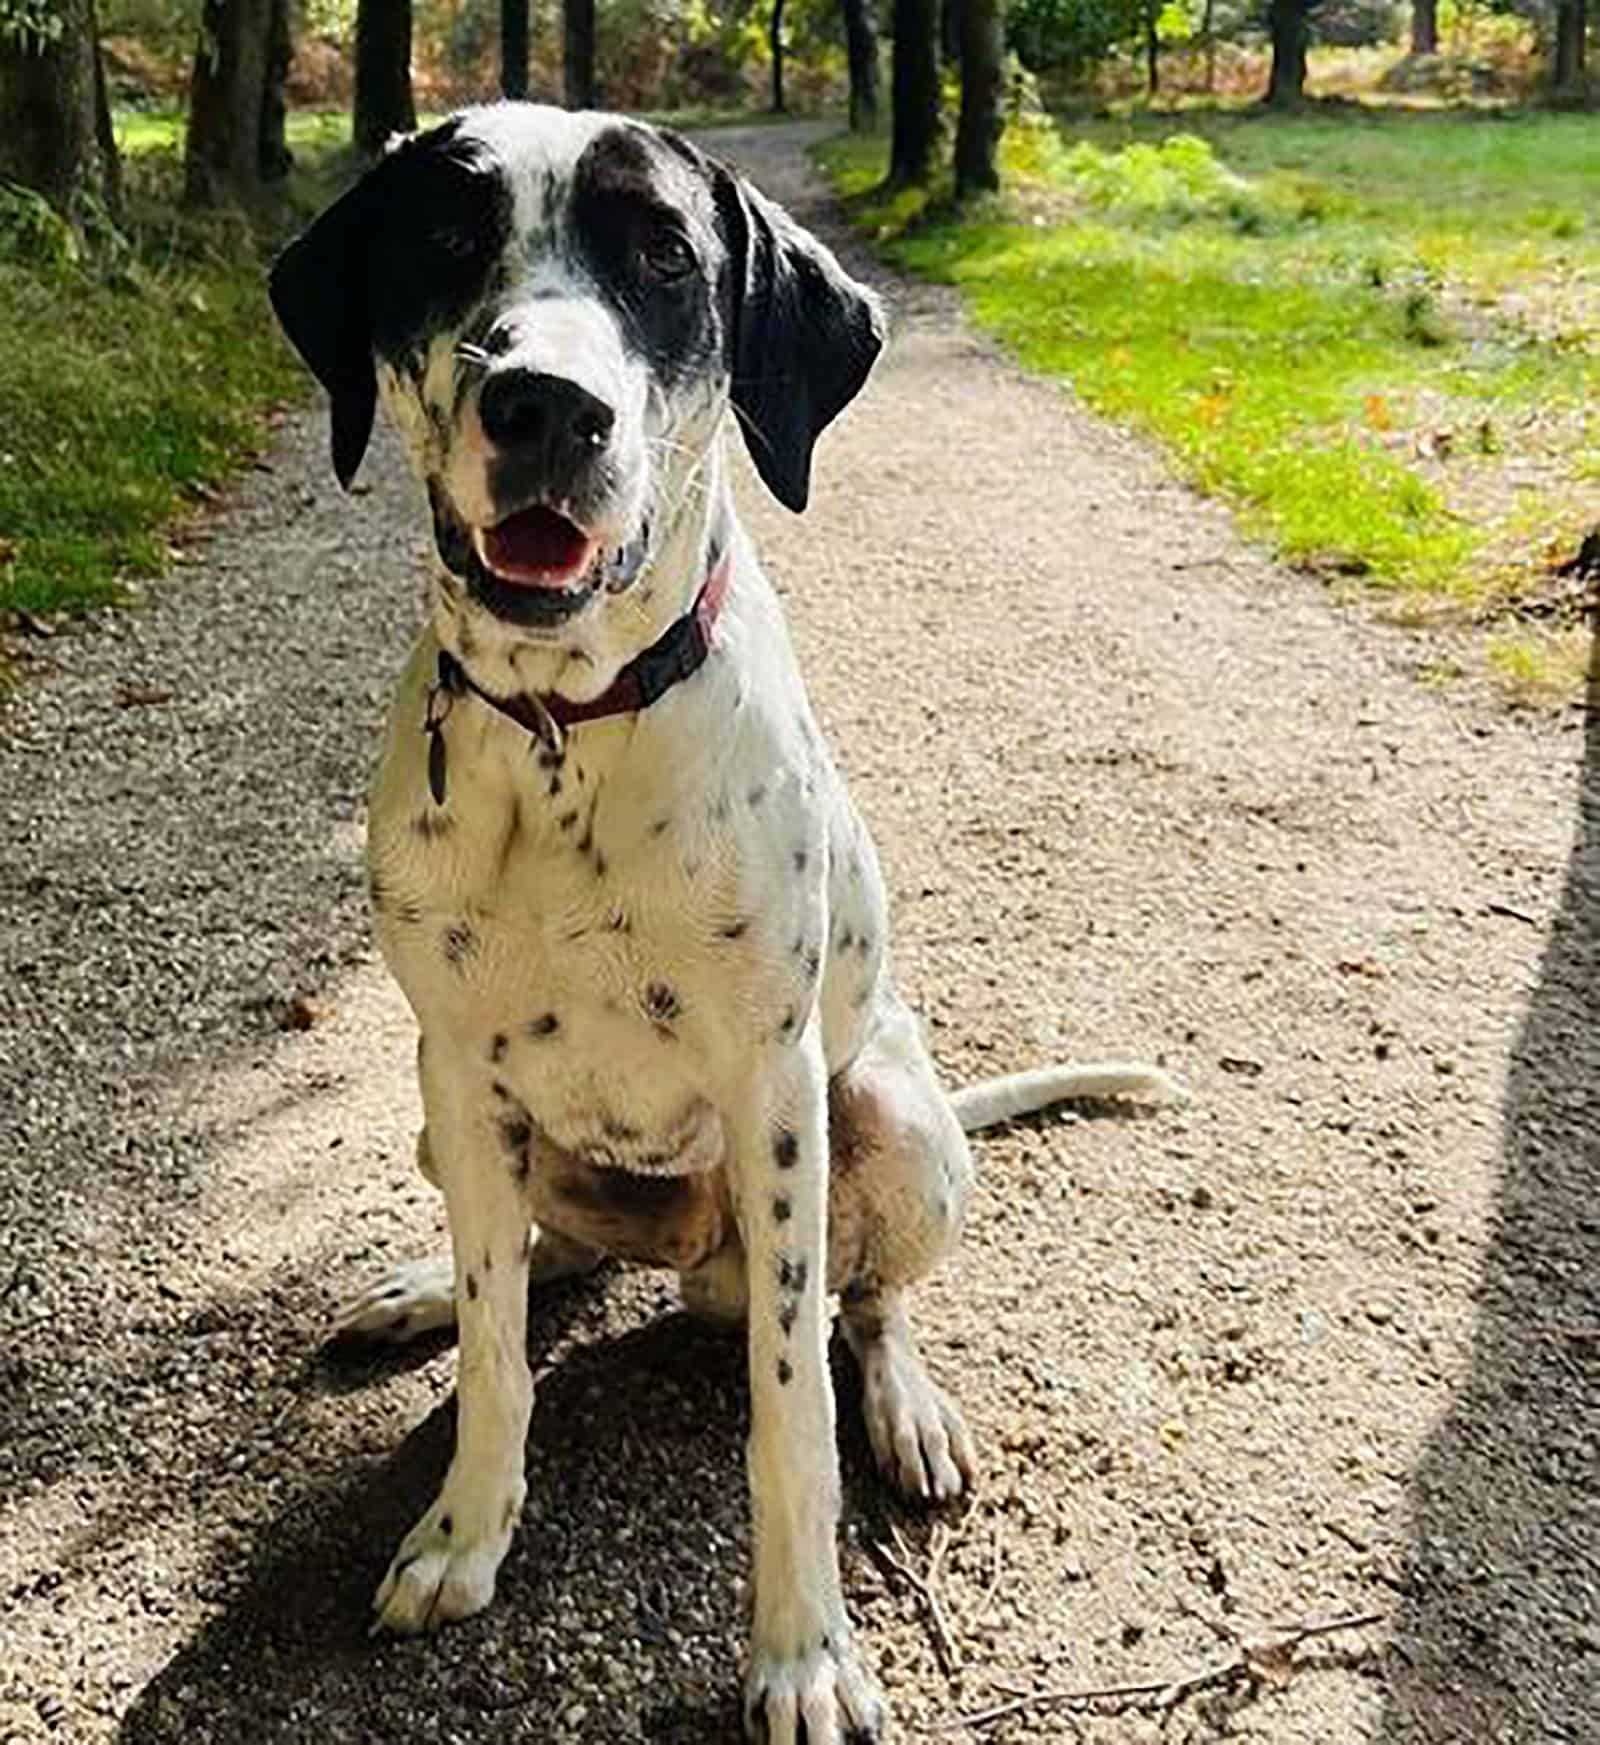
[269,105,883,693]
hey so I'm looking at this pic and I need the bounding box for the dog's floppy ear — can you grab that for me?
[713,166,885,513]
[268,179,377,491]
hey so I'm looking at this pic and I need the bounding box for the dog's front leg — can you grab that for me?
[373,1064,531,1633]
[736,1026,886,1745]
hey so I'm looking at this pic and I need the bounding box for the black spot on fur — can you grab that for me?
[777,1008,798,1040]
[441,921,477,967]
[559,809,579,832]
[747,782,767,807]
[778,1254,809,1295]
[593,850,608,879]
[801,946,821,982]
[607,909,631,933]
[773,1129,798,1170]
[440,1514,453,1536]
[773,1195,791,1223]
[483,1248,493,1273]
[793,847,808,872]
[368,867,388,912]
[490,1033,508,1063]
[777,1358,793,1386]
[466,1273,478,1300]
[645,983,682,1024]
[548,774,562,798]
[720,919,749,940]
[837,925,855,954]
[396,901,423,926]
[651,817,670,836]
[603,1114,641,1142]
[711,794,730,823]
[414,809,455,841]
[527,1012,560,1039]
[778,1300,797,1336]
[393,1313,410,1333]
[856,934,872,959]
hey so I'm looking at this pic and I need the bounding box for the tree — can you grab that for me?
[352,0,415,158]
[1411,0,1437,55]
[1142,0,1158,93]
[259,0,292,180]
[1264,0,1307,106]
[1552,0,1587,94]
[954,0,1002,197]
[770,0,786,109]
[185,0,275,205]
[841,0,878,129]
[564,0,595,106]
[889,0,940,184]
[0,0,120,220]
[501,0,528,97]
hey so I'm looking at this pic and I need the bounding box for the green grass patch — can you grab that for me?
[0,151,327,622]
[817,109,1600,614]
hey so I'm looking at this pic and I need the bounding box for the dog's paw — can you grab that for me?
[858,1341,976,1503]
[744,1635,886,1744]
[370,1483,521,1634]
[333,1257,456,1344]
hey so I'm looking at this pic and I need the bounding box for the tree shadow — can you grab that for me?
[1382,637,1600,1736]
[116,1305,895,1744]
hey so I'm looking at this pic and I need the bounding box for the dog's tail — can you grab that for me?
[951,1062,1185,1133]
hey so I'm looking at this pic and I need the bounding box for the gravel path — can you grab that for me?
[2,122,1595,1745]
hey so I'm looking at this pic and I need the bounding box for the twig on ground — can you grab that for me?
[921,1608,1386,1733]
[880,1521,963,1679]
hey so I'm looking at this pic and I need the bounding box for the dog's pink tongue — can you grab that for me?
[480,505,596,589]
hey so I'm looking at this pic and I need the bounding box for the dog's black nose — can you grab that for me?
[478,368,616,468]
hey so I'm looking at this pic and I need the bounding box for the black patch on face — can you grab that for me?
[570,125,721,390]
[773,1195,791,1223]
[527,1013,560,1039]
[440,1514,453,1535]
[773,1129,798,1171]
[777,1358,793,1386]
[441,920,477,966]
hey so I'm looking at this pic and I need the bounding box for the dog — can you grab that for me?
[269,103,1178,1744]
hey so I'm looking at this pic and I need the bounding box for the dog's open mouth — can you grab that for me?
[473,504,599,592]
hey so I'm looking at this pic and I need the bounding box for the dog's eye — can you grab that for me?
[640,229,695,283]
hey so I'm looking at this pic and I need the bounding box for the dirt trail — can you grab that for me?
[2,122,1595,1745]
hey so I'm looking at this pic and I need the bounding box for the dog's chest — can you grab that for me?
[368,657,824,1173]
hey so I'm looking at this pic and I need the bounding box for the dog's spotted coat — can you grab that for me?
[271,102,1177,1744]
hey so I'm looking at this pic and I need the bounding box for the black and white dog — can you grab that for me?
[269,103,1176,1743]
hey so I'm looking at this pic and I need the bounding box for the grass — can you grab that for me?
[0,129,354,625]
[817,106,1600,693]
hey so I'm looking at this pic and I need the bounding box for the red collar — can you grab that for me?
[425,553,732,799]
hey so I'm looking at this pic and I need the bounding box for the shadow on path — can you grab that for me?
[1383,641,1600,1740]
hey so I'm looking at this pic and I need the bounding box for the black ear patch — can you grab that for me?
[268,118,511,490]
[712,166,884,513]
[269,178,378,489]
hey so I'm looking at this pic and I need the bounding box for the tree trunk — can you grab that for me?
[1264,0,1307,106]
[841,0,878,129]
[1144,5,1159,95]
[953,0,1001,198]
[940,0,960,62]
[91,4,122,219]
[185,0,272,206]
[1553,0,1587,92]
[258,0,293,180]
[564,0,596,108]
[352,0,415,159]
[889,0,940,184]
[770,0,786,111]
[0,0,117,220]
[1202,0,1216,91]
[501,0,529,97]
[1411,0,1437,55]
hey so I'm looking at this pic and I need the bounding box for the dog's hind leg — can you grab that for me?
[829,992,979,1502]
[331,1127,600,1344]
